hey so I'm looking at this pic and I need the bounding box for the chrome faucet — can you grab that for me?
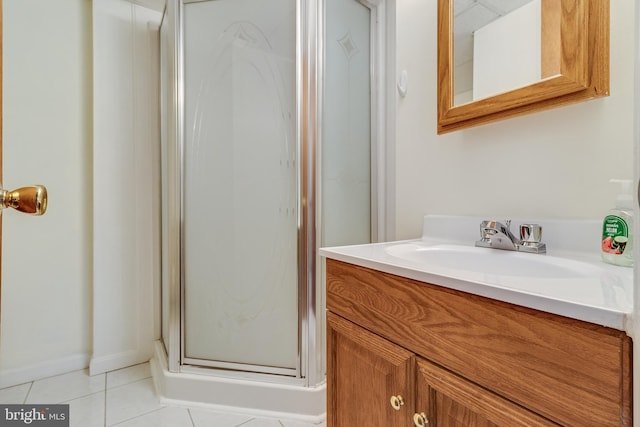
[475,220,546,254]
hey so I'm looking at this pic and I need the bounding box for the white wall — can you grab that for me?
[91,0,161,375]
[0,0,93,387]
[394,1,635,240]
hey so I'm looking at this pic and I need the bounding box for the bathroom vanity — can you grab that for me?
[321,216,633,426]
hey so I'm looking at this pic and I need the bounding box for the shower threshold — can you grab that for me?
[150,341,327,422]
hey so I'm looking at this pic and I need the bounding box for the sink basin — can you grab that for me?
[384,243,603,279]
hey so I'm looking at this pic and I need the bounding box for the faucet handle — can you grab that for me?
[520,224,542,245]
[479,220,490,240]
[518,223,546,254]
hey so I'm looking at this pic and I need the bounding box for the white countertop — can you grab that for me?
[319,216,634,332]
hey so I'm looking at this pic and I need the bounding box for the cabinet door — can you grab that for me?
[415,358,558,427]
[327,312,415,427]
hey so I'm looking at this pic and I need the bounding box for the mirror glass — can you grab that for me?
[454,0,556,105]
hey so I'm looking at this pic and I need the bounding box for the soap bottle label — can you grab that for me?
[602,215,629,255]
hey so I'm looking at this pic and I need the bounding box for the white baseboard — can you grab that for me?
[150,341,326,423]
[89,348,152,376]
[0,353,90,389]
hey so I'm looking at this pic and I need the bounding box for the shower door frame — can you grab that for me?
[169,0,319,384]
[163,0,393,388]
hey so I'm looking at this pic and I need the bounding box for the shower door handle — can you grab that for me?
[0,185,48,215]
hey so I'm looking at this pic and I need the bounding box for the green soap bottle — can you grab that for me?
[601,179,634,267]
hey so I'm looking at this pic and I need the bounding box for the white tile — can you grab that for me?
[112,407,192,427]
[242,418,284,427]
[106,363,151,389]
[280,420,326,427]
[68,391,105,427]
[189,408,254,427]
[106,378,163,426]
[26,370,105,404]
[0,382,31,404]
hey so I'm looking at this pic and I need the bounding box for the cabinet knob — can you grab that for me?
[389,395,405,411]
[413,412,429,426]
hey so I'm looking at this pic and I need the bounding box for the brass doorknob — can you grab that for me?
[0,185,48,215]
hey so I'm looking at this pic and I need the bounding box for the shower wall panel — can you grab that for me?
[322,0,371,248]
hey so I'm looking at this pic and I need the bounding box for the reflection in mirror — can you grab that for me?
[454,0,560,105]
[438,0,610,134]
[453,0,541,105]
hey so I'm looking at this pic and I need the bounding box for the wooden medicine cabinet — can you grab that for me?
[437,0,609,134]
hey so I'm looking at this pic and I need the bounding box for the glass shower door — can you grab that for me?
[182,0,298,374]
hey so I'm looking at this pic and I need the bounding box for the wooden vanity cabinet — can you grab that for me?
[327,312,415,426]
[414,356,558,426]
[328,312,556,427]
[326,259,633,427]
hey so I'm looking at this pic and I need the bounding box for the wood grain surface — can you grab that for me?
[327,259,632,426]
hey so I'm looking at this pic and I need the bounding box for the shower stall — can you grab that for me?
[153,0,388,419]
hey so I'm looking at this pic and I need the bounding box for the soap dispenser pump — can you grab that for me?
[601,179,634,267]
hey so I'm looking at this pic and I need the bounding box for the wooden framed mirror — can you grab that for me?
[437,0,609,134]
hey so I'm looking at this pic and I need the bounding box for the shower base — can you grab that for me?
[149,341,326,422]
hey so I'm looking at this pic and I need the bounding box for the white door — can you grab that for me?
[0,0,88,388]
[0,0,49,331]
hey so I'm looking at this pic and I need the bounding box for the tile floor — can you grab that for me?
[0,363,326,427]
